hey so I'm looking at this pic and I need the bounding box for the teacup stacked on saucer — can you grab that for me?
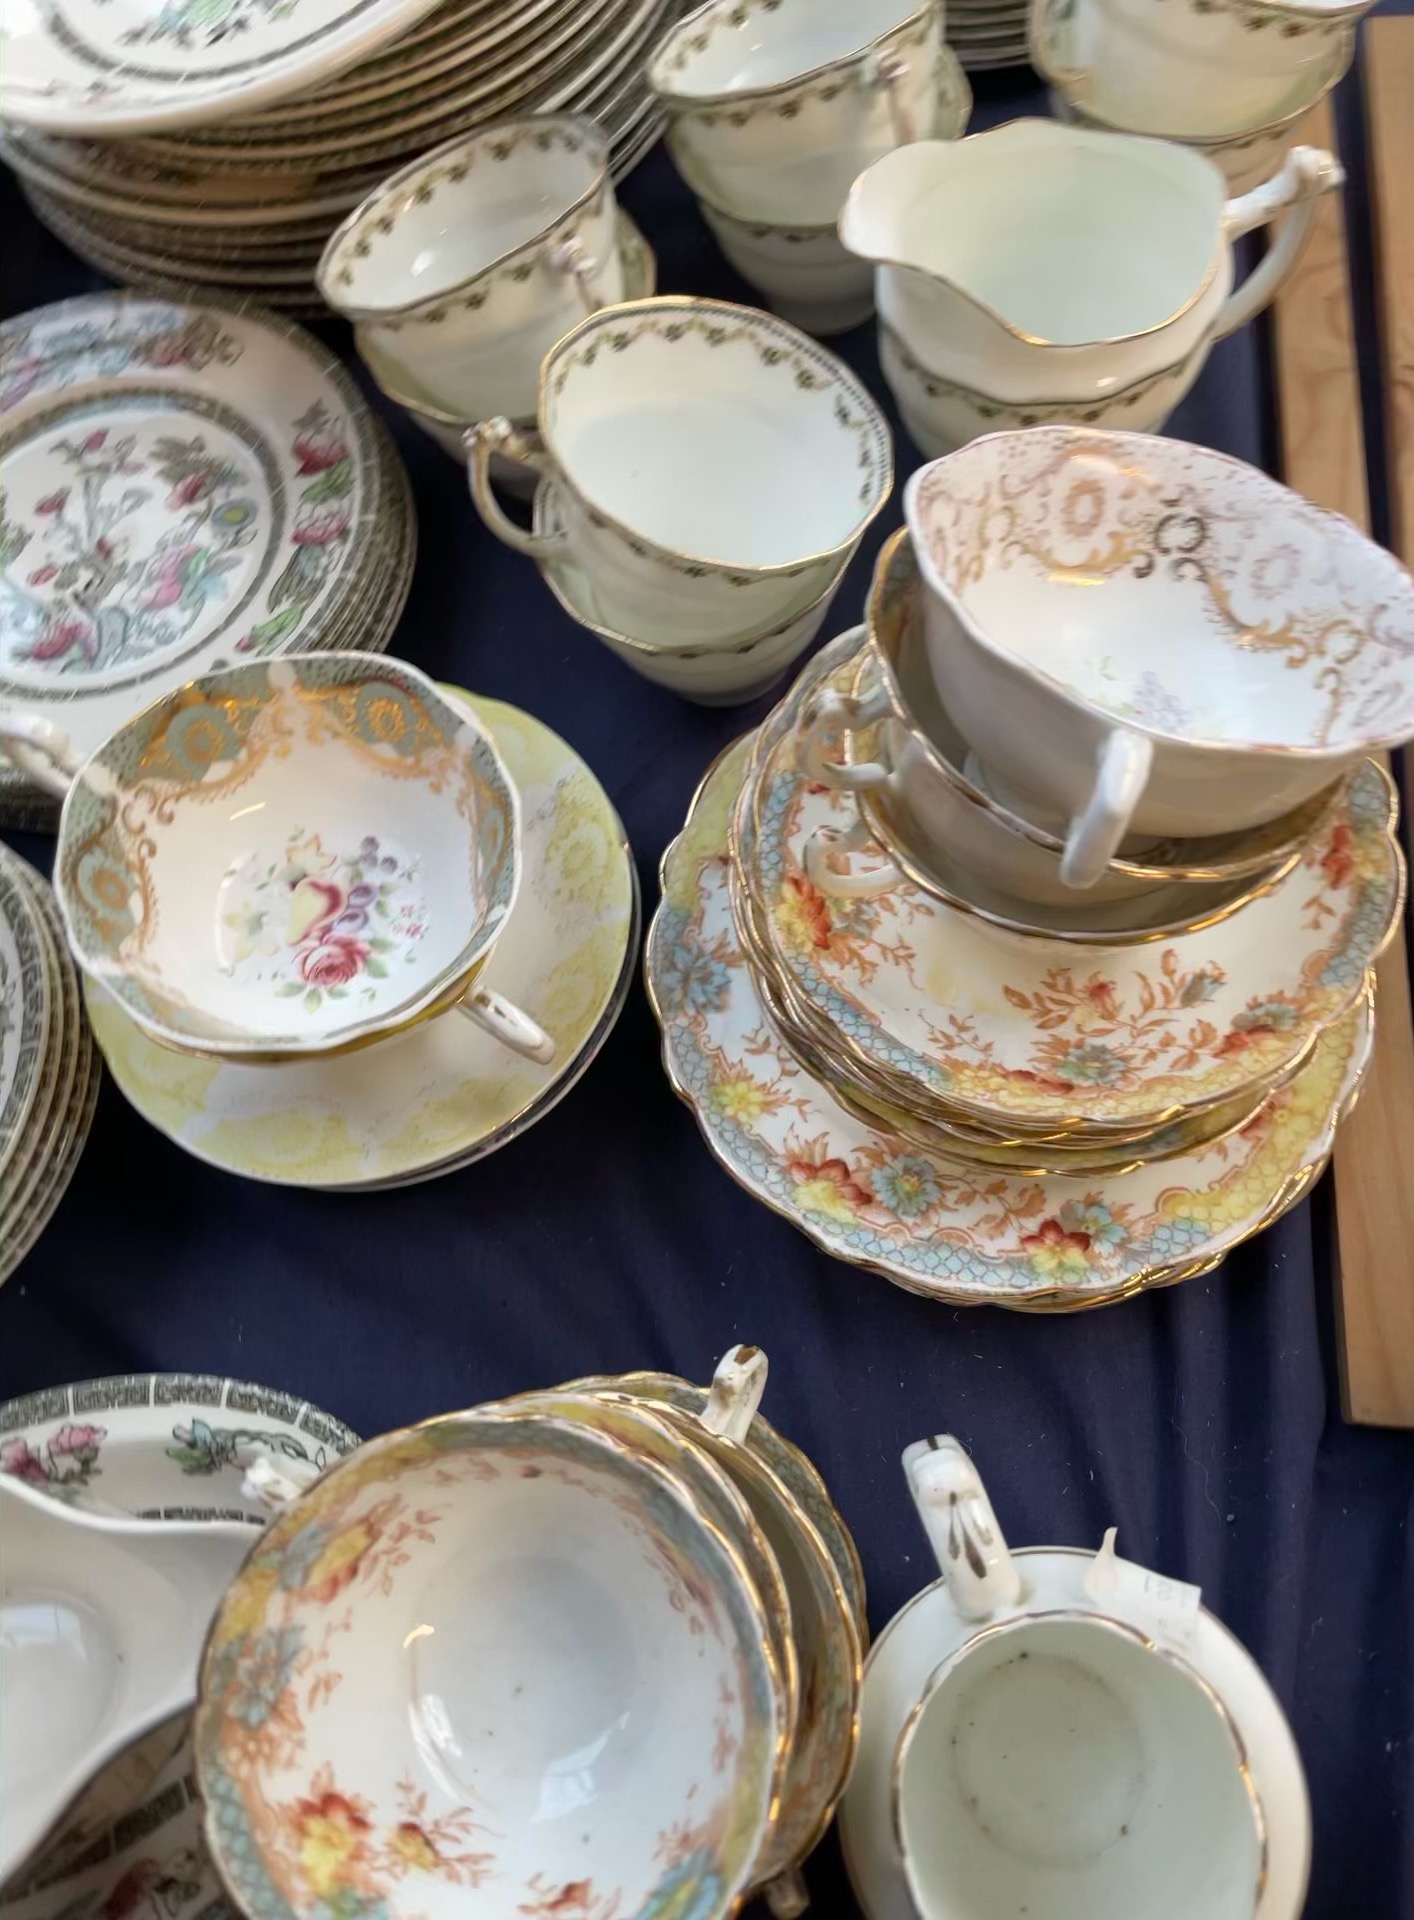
[192,1345,864,1919]
[2,654,637,1189]
[0,846,99,1284]
[646,427,1413,1310]
[648,0,971,335]
[467,295,893,704]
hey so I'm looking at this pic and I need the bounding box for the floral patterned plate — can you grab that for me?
[646,735,1375,1309]
[0,293,410,801]
[746,702,1401,1134]
[84,692,637,1187]
[0,1372,358,1525]
[0,847,52,1179]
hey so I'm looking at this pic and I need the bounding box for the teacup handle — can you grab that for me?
[0,712,80,799]
[1059,727,1154,890]
[798,684,895,793]
[804,813,903,900]
[700,1344,769,1441]
[548,236,609,316]
[465,418,569,563]
[867,46,919,147]
[903,1434,1022,1621]
[1213,145,1345,341]
[455,985,557,1064]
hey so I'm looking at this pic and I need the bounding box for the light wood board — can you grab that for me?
[1272,76,1414,1425]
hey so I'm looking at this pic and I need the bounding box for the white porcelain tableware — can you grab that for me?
[1033,0,1364,144]
[841,121,1342,451]
[195,1408,787,1920]
[320,115,622,422]
[795,533,1341,912]
[650,0,947,225]
[698,202,880,337]
[532,480,850,705]
[467,297,891,646]
[0,1477,256,1883]
[905,426,1414,886]
[6,653,555,1064]
[838,1437,1309,1919]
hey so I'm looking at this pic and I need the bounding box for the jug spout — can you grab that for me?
[838,139,971,274]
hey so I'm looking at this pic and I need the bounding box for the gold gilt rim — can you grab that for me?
[534,295,894,579]
[645,733,1379,1309]
[839,117,1226,351]
[860,531,1350,884]
[887,1608,1269,1914]
[648,0,939,112]
[739,674,1404,1136]
[192,1402,794,1920]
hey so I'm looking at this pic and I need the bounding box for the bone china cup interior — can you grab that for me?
[468,297,892,646]
[842,122,1342,451]
[904,427,1414,886]
[194,1412,784,1920]
[894,1615,1264,1920]
[34,654,550,1060]
[650,0,947,226]
[317,115,622,423]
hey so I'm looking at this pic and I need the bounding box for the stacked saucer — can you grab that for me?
[0,293,414,829]
[1,0,677,312]
[647,430,1413,1309]
[947,0,1029,71]
[0,847,99,1287]
[194,1346,863,1918]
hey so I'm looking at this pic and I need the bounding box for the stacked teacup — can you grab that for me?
[2,654,564,1109]
[1031,0,1370,191]
[466,296,893,703]
[649,0,971,336]
[192,1346,865,1919]
[648,426,1413,1309]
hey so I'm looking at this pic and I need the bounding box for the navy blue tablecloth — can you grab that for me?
[2,47,1412,1920]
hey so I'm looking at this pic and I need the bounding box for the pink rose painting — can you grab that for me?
[1,1421,107,1494]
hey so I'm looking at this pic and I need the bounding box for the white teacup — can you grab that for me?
[904,426,1414,886]
[651,0,947,226]
[892,1438,1268,1920]
[467,297,892,646]
[318,114,622,422]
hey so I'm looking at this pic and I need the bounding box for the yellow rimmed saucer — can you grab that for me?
[84,691,636,1188]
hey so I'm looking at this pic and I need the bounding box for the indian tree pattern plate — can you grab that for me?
[747,707,1403,1134]
[0,848,53,1180]
[0,1372,360,1524]
[646,736,1375,1310]
[0,292,408,775]
[0,0,447,136]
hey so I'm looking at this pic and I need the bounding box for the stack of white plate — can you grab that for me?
[0,846,99,1286]
[0,291,414,827]
[0,0,680,314]
[947,0,1030,70]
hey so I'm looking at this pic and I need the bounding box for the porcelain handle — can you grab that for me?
[700,1345,769,1442]
[868,46,918,146]
[804,812,904,900]
[798,682,894,792]
[455,985,557,1064]
[465,418,567,563]
[1214,145,1345,341]
[548,236,609,316]
[1059,727,1154,890]
[0,712,80,798]
[903,1434,1022,1621]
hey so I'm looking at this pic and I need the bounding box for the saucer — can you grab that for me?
[838,1551,1310,1920]
[85,691,636,1187]
[646,735,1374,1308]
[749,707,1401,1134]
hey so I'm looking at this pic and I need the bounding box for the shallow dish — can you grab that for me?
[196,1409,787,1920]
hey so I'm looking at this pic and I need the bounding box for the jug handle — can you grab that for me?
[0,712,80,799]
[1213,145,1345,341]
[465,418,567,563]
[903,1435,1022,1621]
[1059,727,1154,890]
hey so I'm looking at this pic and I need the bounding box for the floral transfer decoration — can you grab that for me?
[746,711,1400,1127]
[219,830,426,1014]
[646,736,1373,1305]
[194,1418,778,1920]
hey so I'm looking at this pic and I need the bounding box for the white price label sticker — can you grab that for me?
[1082,1527,1203,1650]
